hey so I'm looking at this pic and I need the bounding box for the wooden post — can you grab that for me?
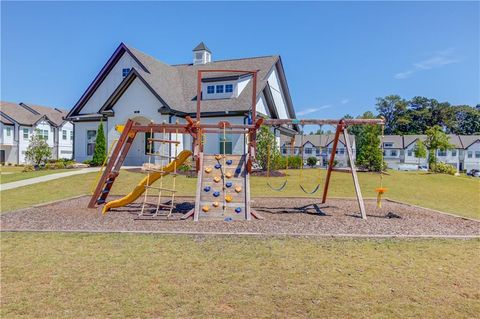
[343,129,367,220]
[88,119,135,208]
[321,120,344,204]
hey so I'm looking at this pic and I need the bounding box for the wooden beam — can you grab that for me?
[343,129,367,220]
[321,120,344,204]
[264,119,384,126]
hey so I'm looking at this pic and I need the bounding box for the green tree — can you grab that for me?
[307,156,317,167]
[25,133,52,166]
[92,122,106,166]
[375,95,409,134]
[256,125,279,171]
[424,125,453,171]
[413,139,427,167]
[356,124,384,171]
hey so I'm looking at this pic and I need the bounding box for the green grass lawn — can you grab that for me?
[1,169,478,219]
[0,166,78,184]
[1,233,479,318]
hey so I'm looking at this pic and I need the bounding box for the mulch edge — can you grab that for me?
[1,228,479,239]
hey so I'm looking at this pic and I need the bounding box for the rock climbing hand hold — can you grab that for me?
[213,176,221,183]
[235,186,242,193]
[225,195,232,202]
[202,205,210,212]
[235,168,241,174]
[225,182,233,188]
[213,191,220,197]
[205,167,212,173]
[225,172,232,178]
[235,207,242,213]
[204,186,211,192]
[226,159,233,165]
[215,164,221,169]
[212,201,220,207]
[215,154,222,160]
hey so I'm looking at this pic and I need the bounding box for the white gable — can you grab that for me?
[80,52,142,114]
[266,67,289,119]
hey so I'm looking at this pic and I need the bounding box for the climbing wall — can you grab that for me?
[194,153,251,221]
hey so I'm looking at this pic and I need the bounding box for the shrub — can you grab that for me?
[45,162,56,170]
[54,161,66,169]
[22,165,35,172]
[25,134,52,166]
[83,159,93,166]
[179,164,191,173]
[92,122,106,166]
[307,156,318,167]
[431,162,456,175]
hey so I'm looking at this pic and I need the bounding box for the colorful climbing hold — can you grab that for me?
[202,205,210,212]
[213,191,220,197]
[225,182,233,188]
[235,207,242,213]
[225,195,232,202]
[205,167,212,173]
[235,168,241,174]
[225,172,232,178]
[213,176,221,183]
[226,159,233,165]
[224,217,233,222]
[204,186,211,192]
[235,186,242,193]
[212,201,220,207]
[215,163,221,169]
[215,154,222,160]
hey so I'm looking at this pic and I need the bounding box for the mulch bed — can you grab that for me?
[1,196,478,237]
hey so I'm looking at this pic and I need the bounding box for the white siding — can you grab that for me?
[266,68,289,119]
[80,52,142,114]
[58,122,74,159]
[73,121,101,163]
[464,141,480,171]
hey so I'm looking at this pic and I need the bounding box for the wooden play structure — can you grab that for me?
[89,69,385,221]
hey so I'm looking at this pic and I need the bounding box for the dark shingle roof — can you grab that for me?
[459,135,480,148]
[193,42,211,52]
[0,101,67,126]
[126,45,279,114]
[0,114,13,125]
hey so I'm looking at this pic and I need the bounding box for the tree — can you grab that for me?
[355,124,384,171]
[256,125,279,171]
[25,133,52,166]
[413,139,427,167]
[424,125,453,171]
[307,156,317,167]
[92,122,106,166]
[375,95,409,134]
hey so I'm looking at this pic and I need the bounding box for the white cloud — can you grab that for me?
[297,105,332,116]
[340,99,349,104]
[394,48,461,80]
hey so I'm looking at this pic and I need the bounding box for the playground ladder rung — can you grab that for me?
[147,138,180,144]
[143,169,179,176]
[146,153,178,159]
[144,185,177,192]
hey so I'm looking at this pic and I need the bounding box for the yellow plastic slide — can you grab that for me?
[102,150,192,214]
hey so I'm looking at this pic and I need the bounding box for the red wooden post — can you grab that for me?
[321,120,344,204]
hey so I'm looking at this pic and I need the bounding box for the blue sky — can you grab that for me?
[1,1,479,120]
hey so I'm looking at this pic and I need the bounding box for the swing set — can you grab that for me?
[263,118,386,219]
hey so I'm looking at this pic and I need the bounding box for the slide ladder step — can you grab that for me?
[145,185,177,193]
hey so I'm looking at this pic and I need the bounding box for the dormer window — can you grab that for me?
[207,85,215,94]
[122,68,130,78]
[225,84,233,93]
[216,85,224,93]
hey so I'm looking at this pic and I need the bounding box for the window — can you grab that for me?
[122,68,130,78]
[476,151,480,159]
[282,147,287,154]
[336,148,345,155]
[23,128,29,139]
[207,85,215,94]
[219,134,232,154]
[390,150,397,157]
[384,142,393,148]
[37,129,48,140]
[216,85,224,93]
[305,148,312,154]
[316,148,321,156]
[225,84,233,93]
[70,131,73,141]
[400,150,404,156]
[145,132,154,154]
[87,130,96,156]
[6,127,11,137]
[451,150,457,157]
[407,150,413,156]
[60,150,72,154]
[437,150,447,157]
[467,151,473,158]
[62,130,67,140]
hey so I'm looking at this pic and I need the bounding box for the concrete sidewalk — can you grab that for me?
[1,167,101,191]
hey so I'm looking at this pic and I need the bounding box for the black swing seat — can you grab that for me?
[299,183,321,194]
[267,180,288,191]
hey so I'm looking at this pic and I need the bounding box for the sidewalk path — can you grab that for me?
[1,167,101,191]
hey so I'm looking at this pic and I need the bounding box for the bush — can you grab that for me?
[83,159,93,166]
[45,163,55,170]
[431,162,456,175]
[275,156,302,170]
[307,156,318,167]
[54,161,66,169]
[92,122,106,166]
[22,165,35,172]
[179,164,191,173]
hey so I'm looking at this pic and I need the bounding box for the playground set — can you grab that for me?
[89,69,385,221]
